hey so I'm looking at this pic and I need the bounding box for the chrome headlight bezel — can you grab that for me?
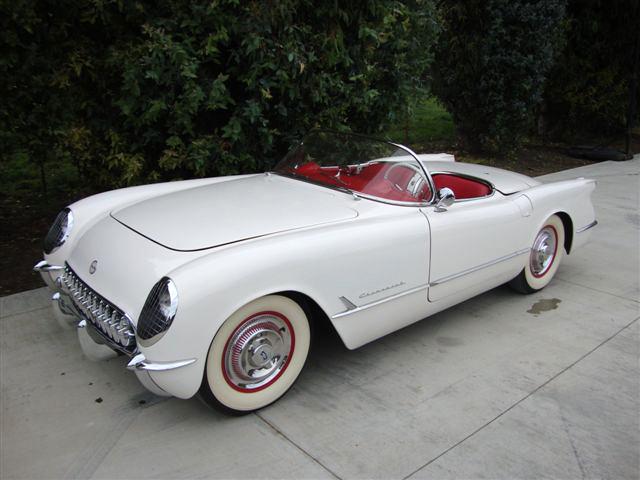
[43,208,74,254]
[136,277,179,347]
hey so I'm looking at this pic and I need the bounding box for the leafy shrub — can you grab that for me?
[1,0,437,188]
[542,0,640,139]
[431,0,566,153]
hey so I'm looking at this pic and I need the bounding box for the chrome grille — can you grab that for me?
[62,264,136,353]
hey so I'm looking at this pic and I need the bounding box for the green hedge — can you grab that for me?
[1,0,437,187]
[542,0,640,139]
[431,0,566,153]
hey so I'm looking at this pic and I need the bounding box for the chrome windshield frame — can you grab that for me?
[273,130,437,207]
[387,140,437,206]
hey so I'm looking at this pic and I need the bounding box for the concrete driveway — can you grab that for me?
[1,158,638,480]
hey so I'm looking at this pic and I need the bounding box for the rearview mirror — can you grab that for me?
[435,187,455,212]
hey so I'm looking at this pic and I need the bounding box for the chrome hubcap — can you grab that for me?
[530,226,557,277]
[224,313,293,390]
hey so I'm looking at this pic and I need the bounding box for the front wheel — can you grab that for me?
[199,295,311,414]
[509,214,565,294]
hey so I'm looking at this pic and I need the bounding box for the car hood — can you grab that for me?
[424,161,540,194]
[111,174,358,251]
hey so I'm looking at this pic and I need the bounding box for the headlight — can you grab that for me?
[44,208,74,254]
[137,277,179,346]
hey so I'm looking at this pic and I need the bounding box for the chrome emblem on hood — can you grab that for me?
[89,260,98,274]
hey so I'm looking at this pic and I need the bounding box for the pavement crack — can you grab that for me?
[255,411,342,480]
[0,305,50,319]
[560,410,587,479]
[64,402,144,479]
[402,316,639,480]
[556,278,639,304]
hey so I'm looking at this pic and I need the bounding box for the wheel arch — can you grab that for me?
[275,290,343,344]
[522,178,595,256]
[197,288,342,349]
[555,211,574,254]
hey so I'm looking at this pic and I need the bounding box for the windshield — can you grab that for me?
[274,131,433,204]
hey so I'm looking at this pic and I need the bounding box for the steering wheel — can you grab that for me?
[383,162,428,199]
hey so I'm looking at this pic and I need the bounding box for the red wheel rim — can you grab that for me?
[221,311,295,393]
[530,225,558,278]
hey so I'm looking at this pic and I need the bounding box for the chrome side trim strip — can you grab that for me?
[332,284,428,319]
[33,260,64,272]
[126,353,196,372]
[339,296,357,311]
[576,220,598,233]
[430,248,530,287]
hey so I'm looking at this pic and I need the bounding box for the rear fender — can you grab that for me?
[522,178,597,252]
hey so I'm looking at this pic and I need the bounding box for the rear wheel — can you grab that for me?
[509,214,565,294]
[199,295,311,415]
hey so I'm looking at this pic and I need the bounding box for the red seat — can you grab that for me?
[432,173,491,200]
[291,162,429,202]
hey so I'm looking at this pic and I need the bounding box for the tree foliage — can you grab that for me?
[431,0,566,153]
[542,0,640,138]
[1,0,437,187]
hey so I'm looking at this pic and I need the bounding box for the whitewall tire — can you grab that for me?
[509,214,565,294]
[199,295,311,414]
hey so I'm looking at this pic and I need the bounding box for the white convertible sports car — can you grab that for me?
[35,130,597,414]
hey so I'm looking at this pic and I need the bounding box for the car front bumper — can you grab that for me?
[34,260,196,398]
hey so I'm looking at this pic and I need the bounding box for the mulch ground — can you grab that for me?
[459,145,594,177]
[0,189,83,296]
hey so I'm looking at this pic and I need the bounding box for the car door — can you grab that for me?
[422,193,531,302]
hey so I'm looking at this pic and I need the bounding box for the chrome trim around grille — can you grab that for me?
[61,264,137,354]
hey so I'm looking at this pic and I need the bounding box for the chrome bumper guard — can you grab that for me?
[126,353,196,372]
[36,259,196,377]
[34,261,64,290]
[51,291,81,329]
[33,260,64,273]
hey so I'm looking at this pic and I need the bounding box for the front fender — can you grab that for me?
[141,209,429,398]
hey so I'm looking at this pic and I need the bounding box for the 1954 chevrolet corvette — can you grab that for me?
[35,130,597,414]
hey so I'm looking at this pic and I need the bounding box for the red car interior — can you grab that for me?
[432,173,492,199]
[290,162,491,202]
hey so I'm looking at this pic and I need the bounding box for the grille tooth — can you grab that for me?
[62,264,136,354]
